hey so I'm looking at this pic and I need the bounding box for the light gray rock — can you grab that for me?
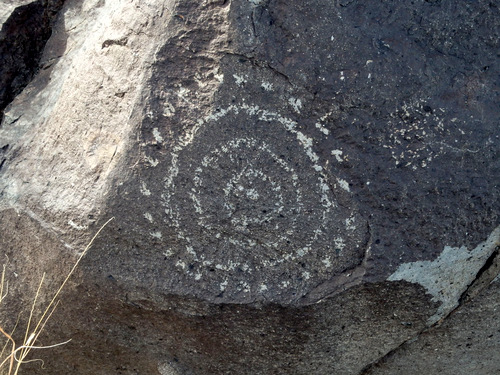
[389,226,500,325]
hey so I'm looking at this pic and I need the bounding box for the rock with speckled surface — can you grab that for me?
[0,0,499,374]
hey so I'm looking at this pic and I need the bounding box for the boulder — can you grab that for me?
[0,0,499,374]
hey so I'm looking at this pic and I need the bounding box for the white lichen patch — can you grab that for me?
[215,260,238,272]
[295,131,311,148]
[175,260,187,270]
[177,86,190,98]
[186,246,197,257]
[143,212,154,222]
[245,188,259,200]
[163,249,174,257]
[388,225,500,325]
[189,192,203,214]
[220,279,228,291]
[158,361,179,375]
[214,73,224,82]
[319,178,333,208]
[239,281,251,293]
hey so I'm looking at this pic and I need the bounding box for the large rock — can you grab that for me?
[0,0,499,374]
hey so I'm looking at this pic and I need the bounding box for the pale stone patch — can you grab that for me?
[388,226,500,325]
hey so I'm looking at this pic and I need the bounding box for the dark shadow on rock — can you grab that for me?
[0,0,66,122]
[21,262,437,374]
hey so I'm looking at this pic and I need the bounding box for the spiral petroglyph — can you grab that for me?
[152,104,366,303]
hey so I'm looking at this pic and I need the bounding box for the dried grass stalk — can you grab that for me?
[0,218,114,375]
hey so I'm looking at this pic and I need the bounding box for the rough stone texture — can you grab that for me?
[389,226,500,324]
[0,0,499,374]
[364,279,500,375]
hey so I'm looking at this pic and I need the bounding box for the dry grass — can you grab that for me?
[0,218,114,375]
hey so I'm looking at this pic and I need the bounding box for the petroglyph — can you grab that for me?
[381,99,485,171]
[145,103,367,304]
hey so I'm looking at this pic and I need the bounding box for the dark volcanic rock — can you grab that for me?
[0,0,499,374]
[111,49,370,305]
[364,279,500,375]
[233,0,500,278]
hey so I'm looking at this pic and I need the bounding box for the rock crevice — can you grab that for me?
[0,0,65,120]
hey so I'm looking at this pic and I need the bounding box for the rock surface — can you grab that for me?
[0,0,499,374]
[364,278,500,375]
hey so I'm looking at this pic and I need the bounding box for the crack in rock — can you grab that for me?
[388,225,500,325]
[360,234,500,375]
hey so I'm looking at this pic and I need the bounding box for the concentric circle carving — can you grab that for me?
[160,105,365,303]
